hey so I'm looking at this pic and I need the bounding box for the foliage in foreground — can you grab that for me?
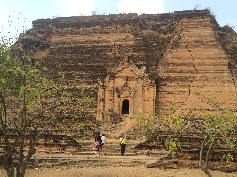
[0,42,85,177]
[134,101,237,177]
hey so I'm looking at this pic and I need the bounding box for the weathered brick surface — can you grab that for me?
[17,10,237,120]
[157,15,236,117]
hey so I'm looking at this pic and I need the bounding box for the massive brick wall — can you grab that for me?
[157,16,236,117]
[17,10,237,120]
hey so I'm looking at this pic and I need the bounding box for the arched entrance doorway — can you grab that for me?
[122,99,129,114]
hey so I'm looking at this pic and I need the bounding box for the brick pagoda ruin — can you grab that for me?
[17,9,237,122]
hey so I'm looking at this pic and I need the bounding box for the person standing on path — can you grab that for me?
[119,134,126,156]
[100,133,106,155]
[93,132,102,157]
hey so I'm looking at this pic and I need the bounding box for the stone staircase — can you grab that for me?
[27,138,165,168]
[75,138,142,156]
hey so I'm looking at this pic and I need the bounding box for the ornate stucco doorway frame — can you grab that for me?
[96,56,156,121]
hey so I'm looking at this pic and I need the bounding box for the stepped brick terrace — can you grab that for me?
[17,9,237,122]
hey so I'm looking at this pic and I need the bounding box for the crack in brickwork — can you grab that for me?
[16,10,237,122]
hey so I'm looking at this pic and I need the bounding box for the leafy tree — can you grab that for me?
[165,110,236,177]
[0,41,82,177]
[136,96,237,177]
[197,111,237,176]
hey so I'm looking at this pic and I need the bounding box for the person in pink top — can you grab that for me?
[92,132,102,157]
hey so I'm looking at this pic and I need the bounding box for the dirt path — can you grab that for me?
[112,116,136,138]
[1,166,237,177]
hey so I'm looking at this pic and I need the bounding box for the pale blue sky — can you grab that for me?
[1,0,237,43]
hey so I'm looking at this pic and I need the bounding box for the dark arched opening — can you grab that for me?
[122,99,129,114]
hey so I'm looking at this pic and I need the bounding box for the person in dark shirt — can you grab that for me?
[95,132,102,143]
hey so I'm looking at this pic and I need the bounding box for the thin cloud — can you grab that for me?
[61,0,95,16]
[117,0,164,14]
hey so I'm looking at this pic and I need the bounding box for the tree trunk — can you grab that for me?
[199,135,213,177]
[199,136,208,167]
[205,143,213,170]
[4,154,14,177]
[200,167,212,177]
